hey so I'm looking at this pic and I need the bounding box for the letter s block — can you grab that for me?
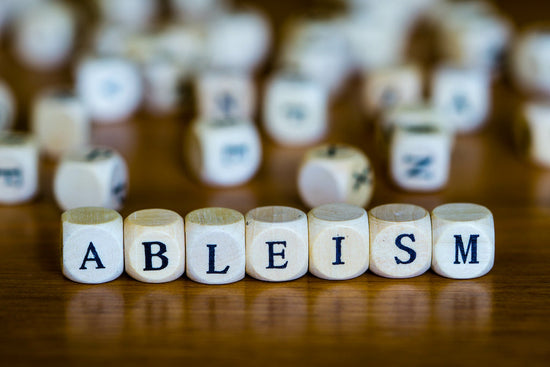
[185,207,245,284]
[431,203,494,279]
[245,206,308,282]
[369,204,431,278]
[62,207,123,284]
[124,209,185,283]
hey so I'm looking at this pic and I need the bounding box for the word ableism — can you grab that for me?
[61,203,495,284]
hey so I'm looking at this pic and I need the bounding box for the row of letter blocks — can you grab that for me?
[62,203,494,284]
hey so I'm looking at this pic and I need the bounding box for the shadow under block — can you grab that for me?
[308,203,369,280]
[124,209,185,283]
[185,207,245,284]
[368,204,432,278]
[431,203,495,279]
[245,206,308,282]
[0,131,38,204]
[62,207,123,284]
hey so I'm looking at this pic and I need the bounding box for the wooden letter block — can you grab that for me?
[62,207,123,284]
[32,88,90,158]
[513,29,550,96]
[0,80,15,131]
[263,71,328,146]
[516,101,550,167]
[54,146,128,211]
[0,132,38,204]
[124,209,185,283]
[369,204,431,278]
[185,207,245,284]
[308,203,369,280]
[298,144,374,208]
[431,203,494,279]
[185,118,262,187]
[245,206,308,282]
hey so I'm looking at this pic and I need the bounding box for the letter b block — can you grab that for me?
[124,209,185,283]
[62,207,123,284]
[369,204,431,278]
[431,203,494,279]
[246,206,308,282]
[185,207,245,284]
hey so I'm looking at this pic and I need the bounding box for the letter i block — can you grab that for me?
[369,204,431,278]
[124,209,185,283]
[245,206,308,282]
[62,207,123,284]
[0,132,38,204]
[308,203,369,280]
[431,203,494,279]
[185,207,245,284]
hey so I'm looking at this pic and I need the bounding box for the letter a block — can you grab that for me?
[62,207,123,284]
[185,207,245,284]
[369,204,431,278]
[124,209,185,283]
[431,203,494,279]
[308,203,369,280]
[245,206,308,282]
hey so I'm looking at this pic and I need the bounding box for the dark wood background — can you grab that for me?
[0,1,549,366]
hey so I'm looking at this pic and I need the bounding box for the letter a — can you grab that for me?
[79,242,106,270]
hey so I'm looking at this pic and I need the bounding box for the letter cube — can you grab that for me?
[431,203,494,279]
[142,55,185,115]
[369,204,431,278]
[263,71,328,146]
[389,123,453,192]
[297,144,374,208]
[96,0,157,31]
[0,131,38,204]
[513,28,550,96]
[76,56,143,124]
[308,203,369,280]
[195,69,255,120]
[32,88,90,158]
[54,146,128,211]
[362,64,422,116]
[124,209,185,283]
[62,207,123,284]
[432,65,491,133]
[185,207,245,284]
[0,80,15,131]
[515,101,550,167]
[184,117,262,187]
[245,206,308,282]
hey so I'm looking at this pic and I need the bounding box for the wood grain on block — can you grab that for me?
[298,144,374,208]
[53,146,128,211]
[369,203,431,278]
[431,203,494,279]
[0,80,15,131]
[263,71,328,146]
[245,206,308,282]
[124,209,185,283]
[185,207,245,284]
[32,88,90,158]
[62,207,123,284]
[185,117,261,187]
[308,203,369,280]
[389,123,452,192]
[516,101,550,167]
[0,131,38,204]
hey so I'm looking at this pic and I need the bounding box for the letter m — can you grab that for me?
[454,234,480,264]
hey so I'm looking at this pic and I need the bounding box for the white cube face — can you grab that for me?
[0,132,38,204]
[0,81,15,131]
[156,25,205,73]
[32,89,90,157]
[521,102,550,166]
[14,2,75,70]
[197,70,255,120]
[54,147,128,211]
[390,125,452,191]
[170,0,227,22]
[96,0,157,30]
[513,31,550,96]
[263,73,328,146]
[77,57,143,123]
[187,119,262,187]
[143,57,185,114]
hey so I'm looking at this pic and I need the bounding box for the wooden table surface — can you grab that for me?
[1,1,549,366]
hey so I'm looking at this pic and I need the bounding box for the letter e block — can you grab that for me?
[245,206,308,282]
[369,204,431,278]
[431,203,494,279]
[62,207,123,284]
[124,209,185,283]
[185,207,245,284]
[308,203,369,280]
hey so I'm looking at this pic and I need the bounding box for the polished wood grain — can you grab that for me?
[1,1,549,366]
